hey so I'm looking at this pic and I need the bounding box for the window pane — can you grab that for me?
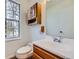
[5,20,14,38]
[5,0,20,39]
[6,0,20,20]
[6,0,13,10]
[6,10,13,19]
[6,0,14,19]
[14,4,20,20]
[13,21,19,37]
[14,16,19,20]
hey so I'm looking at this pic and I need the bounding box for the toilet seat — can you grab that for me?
[16,50,33,59]
[17,46,32,54]
[16,45,33,59]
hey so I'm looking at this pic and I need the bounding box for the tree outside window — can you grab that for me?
[5,0,20,39]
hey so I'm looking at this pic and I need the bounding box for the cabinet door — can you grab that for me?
[36,3,41,24]
[33,45,64,59]
[32,52,43,59]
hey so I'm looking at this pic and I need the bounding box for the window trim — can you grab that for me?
[5,0,20,40]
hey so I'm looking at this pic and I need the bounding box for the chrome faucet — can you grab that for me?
[54,36,62,43]
[54,30,63,43]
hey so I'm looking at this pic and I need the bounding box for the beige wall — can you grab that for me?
[5,0,31,59]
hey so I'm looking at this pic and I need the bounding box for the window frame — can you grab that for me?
[5,0,20,40]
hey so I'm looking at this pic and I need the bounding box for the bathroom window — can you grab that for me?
[5,0,20,39]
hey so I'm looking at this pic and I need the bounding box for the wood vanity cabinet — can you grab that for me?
[32,52,43,59]
[32,44,64,59]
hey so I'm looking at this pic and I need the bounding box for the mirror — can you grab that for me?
[46,0,74,39]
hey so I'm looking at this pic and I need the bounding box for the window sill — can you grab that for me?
[5,37,21,42]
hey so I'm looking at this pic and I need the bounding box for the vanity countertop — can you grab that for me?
[33,35,74,59]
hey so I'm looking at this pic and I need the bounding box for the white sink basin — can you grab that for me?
[33,35,74,59]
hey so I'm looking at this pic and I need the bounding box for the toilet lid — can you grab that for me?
[17,46,32,54]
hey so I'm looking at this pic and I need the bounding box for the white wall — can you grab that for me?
[27,0,46,41]
[28,25,44,42]
[5,0,31,59]
[5,0,46,58]
[46,0,74,39]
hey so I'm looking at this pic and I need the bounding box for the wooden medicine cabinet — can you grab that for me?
[26,3,41,25]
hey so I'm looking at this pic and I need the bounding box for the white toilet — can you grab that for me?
[16,45,33,59]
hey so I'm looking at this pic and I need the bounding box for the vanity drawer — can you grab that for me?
[33,45,63,59]
[32,52,43,59]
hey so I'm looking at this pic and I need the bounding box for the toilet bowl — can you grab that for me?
[16,45,33,59]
